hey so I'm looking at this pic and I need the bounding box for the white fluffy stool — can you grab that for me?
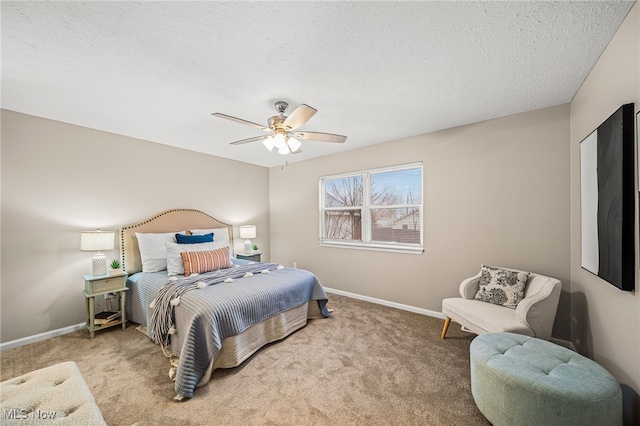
[0,361,106,425]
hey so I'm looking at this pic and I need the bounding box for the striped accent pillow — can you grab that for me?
[180,247,232,276]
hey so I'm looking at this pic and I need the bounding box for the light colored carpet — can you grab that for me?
[0,294,489,425]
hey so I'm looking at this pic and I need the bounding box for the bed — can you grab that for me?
[119,209,329,400]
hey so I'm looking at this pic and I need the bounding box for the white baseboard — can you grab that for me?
[324,288,576,349]
[1,296,575,352]
[0,323,85,351]
[1,290,442,352]
[324,287,446,319]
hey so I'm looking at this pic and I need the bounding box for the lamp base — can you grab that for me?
[92,253,107,275]
[244,239,252,254]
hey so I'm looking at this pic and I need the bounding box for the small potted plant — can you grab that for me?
[252,244,259,252]
[109,259,122,276]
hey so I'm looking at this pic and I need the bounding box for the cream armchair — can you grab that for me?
[440,268,561,340]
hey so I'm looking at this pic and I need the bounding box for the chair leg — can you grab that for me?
[441,317,451,339]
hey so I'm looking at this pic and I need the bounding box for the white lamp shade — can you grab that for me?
[81,230,115,252]
[278,144,290,155]
[272,133,286,149]
[287,136,301,152]
[239,225,256,239]
[262,136,276,151]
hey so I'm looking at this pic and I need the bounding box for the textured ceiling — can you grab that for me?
[1,1,634,167]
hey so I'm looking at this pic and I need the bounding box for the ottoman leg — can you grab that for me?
[441,317,451,339]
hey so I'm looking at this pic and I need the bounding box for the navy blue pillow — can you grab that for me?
[176,233,214,244]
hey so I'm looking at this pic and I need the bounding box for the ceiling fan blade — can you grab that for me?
[230,135,270,145]
[294,131,347,143]
[212,113,269,132]
[283,104,317,131]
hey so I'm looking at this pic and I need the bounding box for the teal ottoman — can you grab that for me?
[470,332,622,426]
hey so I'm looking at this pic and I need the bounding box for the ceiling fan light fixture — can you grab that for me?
[215,101,347,153]
[272,133,286,149]
[287,136,301,152]
[277,144,290,155]
[262,136,276,151]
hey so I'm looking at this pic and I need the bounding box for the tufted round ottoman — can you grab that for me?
[470,332,622,426]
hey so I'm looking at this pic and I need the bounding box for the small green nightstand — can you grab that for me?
[236,252,262,262]
[82,273,128,338]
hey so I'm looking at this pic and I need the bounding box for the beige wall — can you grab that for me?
[1,5,637,410]
[569,2,639,394]
[0,110,269,343]
[270,104,572,339]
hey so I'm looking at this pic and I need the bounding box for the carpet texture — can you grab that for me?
[0,294,489,425]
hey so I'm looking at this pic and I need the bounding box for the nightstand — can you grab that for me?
[82,273,128,338]
[236,252,262,262]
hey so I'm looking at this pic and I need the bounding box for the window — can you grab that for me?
[319,162,423,254]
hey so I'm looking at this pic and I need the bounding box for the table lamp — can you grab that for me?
[239,225,256,254]
[81,229,115,275]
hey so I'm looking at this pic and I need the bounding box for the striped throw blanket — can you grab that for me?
[148,263,283,345]
[146,263,329,399]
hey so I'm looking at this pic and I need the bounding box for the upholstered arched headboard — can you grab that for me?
[119,209,234,274]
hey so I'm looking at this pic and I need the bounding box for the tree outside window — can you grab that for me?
[320,163,423,253]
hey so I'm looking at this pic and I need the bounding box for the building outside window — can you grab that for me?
[319,162,423,254]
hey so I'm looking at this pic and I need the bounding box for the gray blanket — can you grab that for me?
[145,264,329,399]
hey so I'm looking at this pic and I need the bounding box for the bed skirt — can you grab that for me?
[158,301,321,389]
[195,301,323,387]
[135,299,325,395]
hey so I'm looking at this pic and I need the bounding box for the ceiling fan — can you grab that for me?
[212,101,347,155]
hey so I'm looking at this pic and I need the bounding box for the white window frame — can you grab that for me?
[319,162,424,254]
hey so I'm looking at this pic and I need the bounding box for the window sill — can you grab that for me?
[319,240,424,255]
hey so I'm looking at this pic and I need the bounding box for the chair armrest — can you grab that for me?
[459,273,482,299]
[515,278,561,340]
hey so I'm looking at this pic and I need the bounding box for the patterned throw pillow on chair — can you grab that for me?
[474,265,530,309]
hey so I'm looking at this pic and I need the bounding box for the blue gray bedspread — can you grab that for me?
[126,262,329,399]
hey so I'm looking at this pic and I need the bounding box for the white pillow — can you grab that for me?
[166,241,229,276]
[135,231,185,273]
[190,228,231,257]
